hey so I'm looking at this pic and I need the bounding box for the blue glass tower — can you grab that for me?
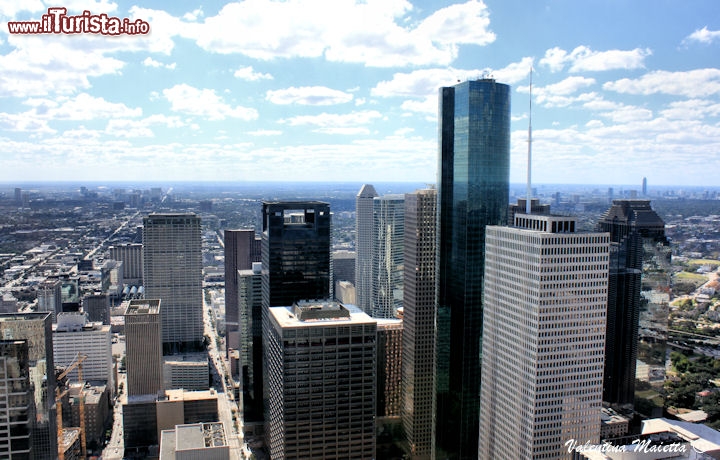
[436,79,510,458]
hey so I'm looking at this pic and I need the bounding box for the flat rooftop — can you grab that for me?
[125,299,160,315]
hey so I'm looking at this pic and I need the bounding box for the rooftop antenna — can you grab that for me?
[525,67,533,214]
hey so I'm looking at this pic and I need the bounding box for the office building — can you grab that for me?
[0,312,57,458]
[261,201,331,309]
[356,184,378,314]
[156,389,220,442]
[372,194,405,319]
[436,78,511,457]
[37,278,62,322]
[237,263,263,422]
[143,213,203,352]
[108,243,143,286]
[598,199,669,409]
[401,188,437,459]
[224,229,261,368]
[334,280,356,305]
[125,299,164,397]
[163,354,209,391]
[264,301,376,459]
[332,250,356,286]
[376,318,403,418]
[0,340,32,459]
[82,292,110,325]
[160,422,229,460]
[479,214,609,459]
[53,312,113,388]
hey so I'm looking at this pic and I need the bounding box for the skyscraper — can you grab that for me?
[479,214,609,459]
[264,301,376,459]
[224,229,261,376]
[124,299,164,397]
[143,213,203,352]
[436,78,510,458]
[598,199,668,408]
[237,262,263,422]
[372,194,405,319]
[261,201,331,309]
[401,188,437,459]
[0,312,57,458]
[0,339,32,459]
[356,184,378,314]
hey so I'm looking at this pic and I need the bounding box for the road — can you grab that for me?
[204,290,250,459]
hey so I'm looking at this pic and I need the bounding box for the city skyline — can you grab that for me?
[1,1,719,186]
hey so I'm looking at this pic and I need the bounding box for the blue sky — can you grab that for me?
[1,0,719,186]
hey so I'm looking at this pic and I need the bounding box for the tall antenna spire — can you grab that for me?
[525,66,533,214]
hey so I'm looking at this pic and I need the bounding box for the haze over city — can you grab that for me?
[1,0,719,186]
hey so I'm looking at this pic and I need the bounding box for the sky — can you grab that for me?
[1,0,719,187]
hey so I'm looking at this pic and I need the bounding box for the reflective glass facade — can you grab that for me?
[372,194,405,319]
[437,79,510,458]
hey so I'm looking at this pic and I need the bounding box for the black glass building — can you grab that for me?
[436,79,510,459]
[598,199,669,409]
[261,201,331,308]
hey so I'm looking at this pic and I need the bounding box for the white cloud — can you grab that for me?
[660,99,720,120]
[281,110,382,127]
[603,68,720,97]
[314,127,370,135]
[247,130,282,136]
[183,7,203,21]
[539,46,651,72]
[49,93,142,120]
[522,76,596,107]
[163,84,259,120]
[105,119,154,137]
[266,86,353,105]
[143,57,176,69]
[191,0,495,67]
[0,112,56,134]
[683,26,720,45]
[234,66,274,81]
[599,105,653,123]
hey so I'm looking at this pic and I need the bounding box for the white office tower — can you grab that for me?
[479,214,610,460]
[355,184,378,314]
[53,312,113,388]
[265,301,376,459]
[143,213,203,351]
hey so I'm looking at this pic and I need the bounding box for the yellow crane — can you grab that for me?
[56,353,87,460]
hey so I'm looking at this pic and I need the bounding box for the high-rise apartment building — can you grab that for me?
[143,213,203,352]
[479,214,609,459]
[264,301,376,459]
[125,299,164,397]
[0,312,57,458]
[356,184,378,314]
[401,188,437,459]
[261,202,331,309]
[436,78,510,458]
[372,194,405,319]
[37,278,62,322]
[598,199,669,408]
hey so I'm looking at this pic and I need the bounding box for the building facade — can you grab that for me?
[108,243,143,286]
[401,188,437,459]
[0,340,32,459]
[125,299,164,397]
[597,199,669,409]
[0,312,57,458]
[372,194,405,319]
[53,312,113,388]
[436,78,511,458]
[237,263,263,422]
[261,202,331,310]
[143,213,203,352]
[479,214,609,459]
[355,184,378,314]
[264,301,376,459]
[224,229,261,369]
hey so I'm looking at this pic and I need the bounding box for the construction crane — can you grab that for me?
[56,353,87,460]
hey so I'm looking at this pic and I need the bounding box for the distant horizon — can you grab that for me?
[2,180,720,191]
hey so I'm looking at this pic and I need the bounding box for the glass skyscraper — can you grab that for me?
[436,79,510,458]
[372,194,405,319]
